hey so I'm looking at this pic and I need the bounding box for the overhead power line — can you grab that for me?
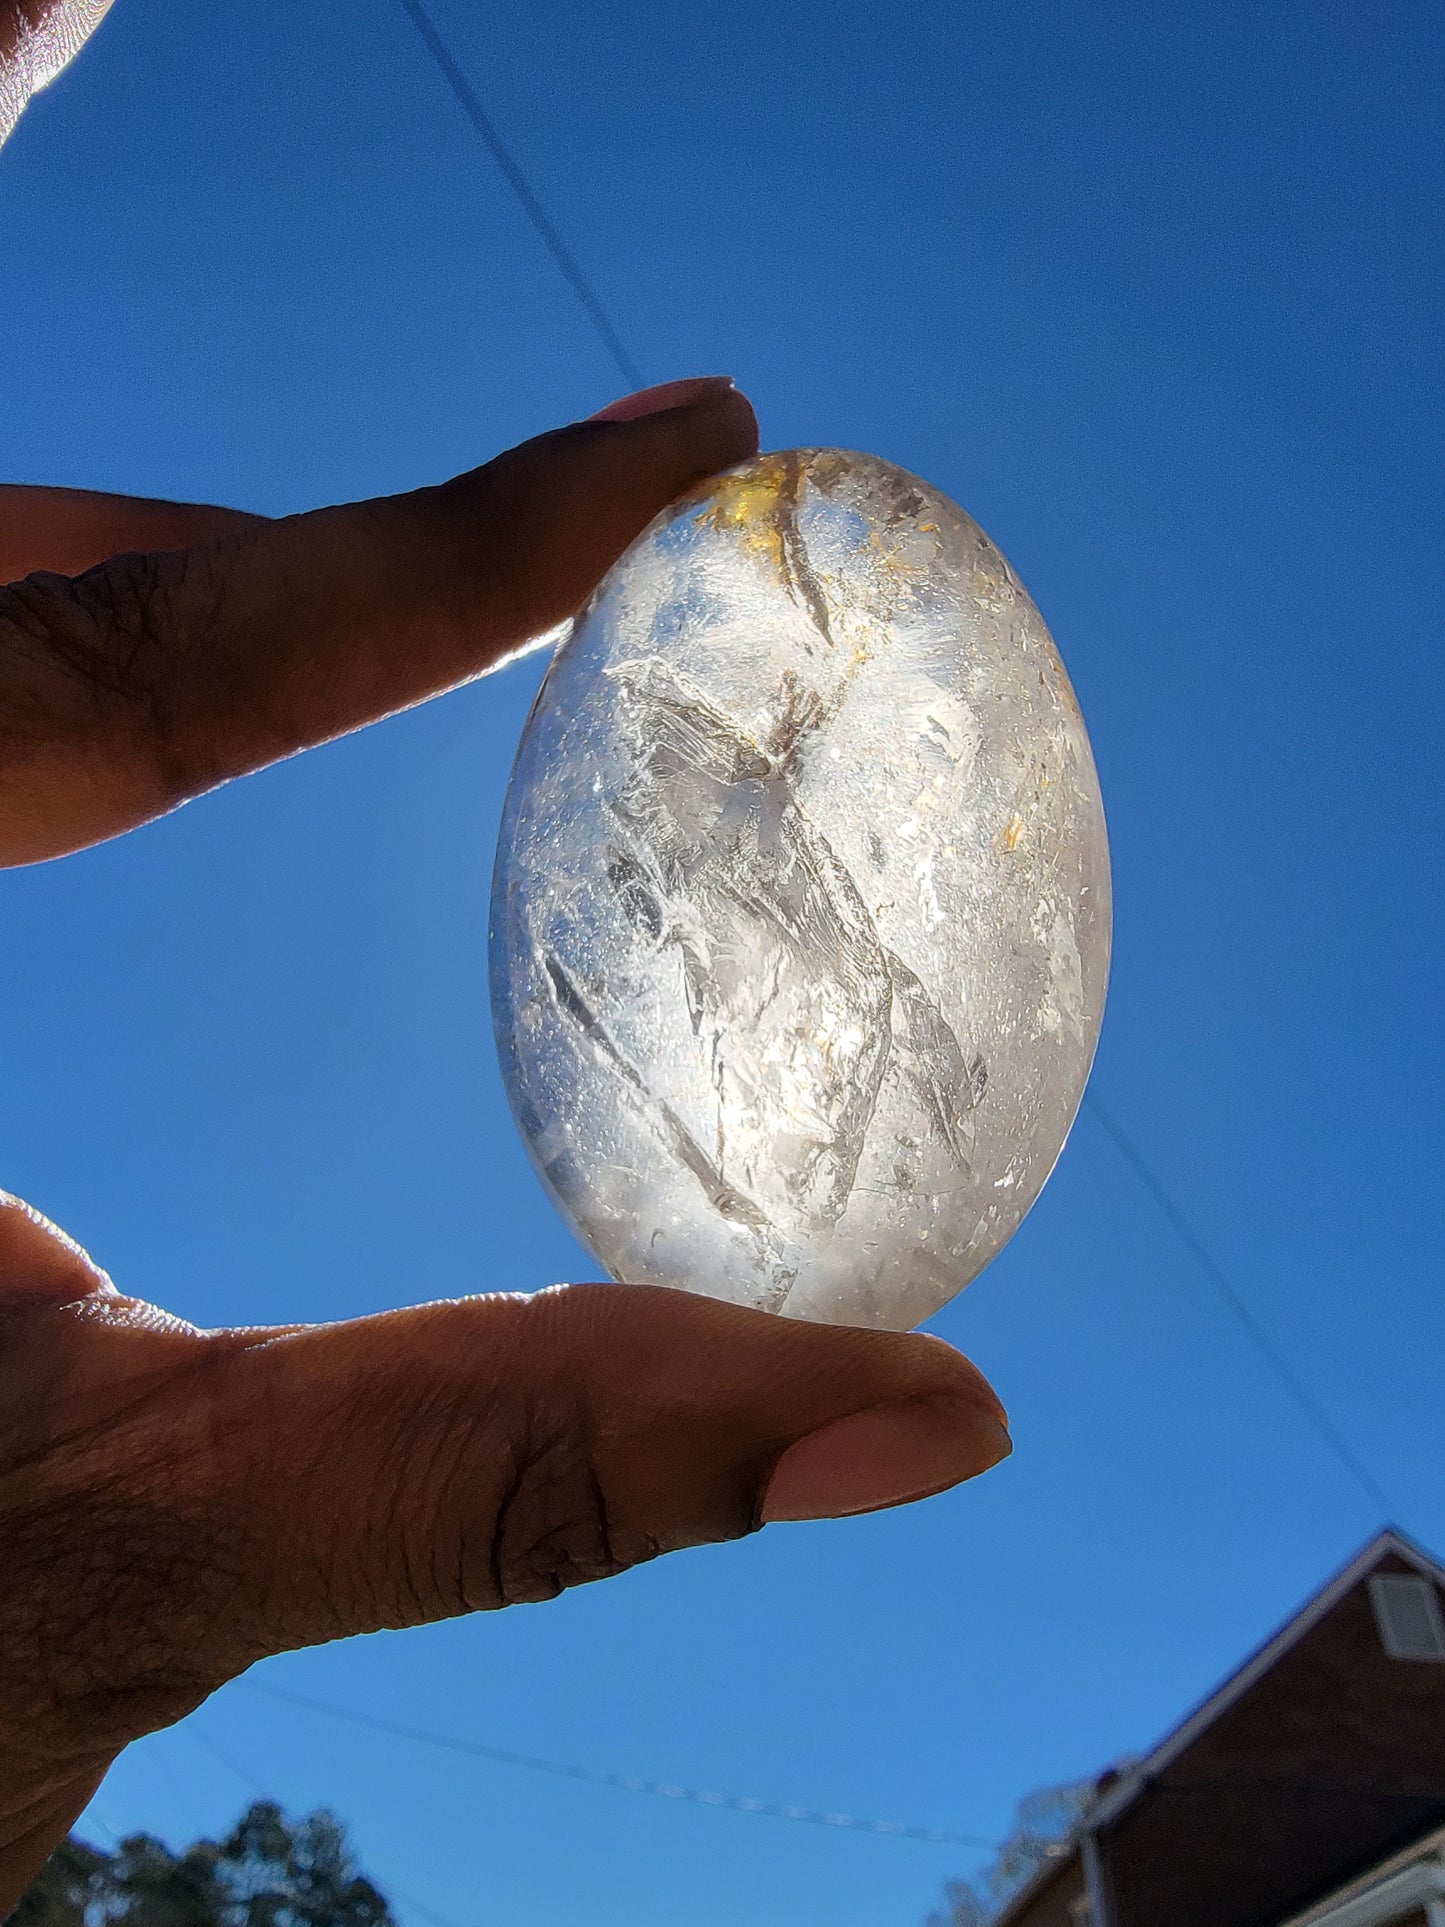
[393,0,1398,1547]
[246,1683,999,1852]
[396,0,645,391]
[186,1722,269,1799]
[1084,1090,1399,1523]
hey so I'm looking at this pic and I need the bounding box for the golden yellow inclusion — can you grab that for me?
[696,449,919,611]
[695,453,797,573]
[1002,762,1054,853]
[697,452,840,651]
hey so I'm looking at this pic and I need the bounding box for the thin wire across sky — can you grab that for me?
[397,0,644,391]
[244,1684,1003,1852]
[394,0,1399,1536]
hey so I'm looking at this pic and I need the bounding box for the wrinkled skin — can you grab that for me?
[0,9,1009,1911]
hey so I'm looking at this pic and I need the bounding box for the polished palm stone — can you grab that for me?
[489,450,1111,1329]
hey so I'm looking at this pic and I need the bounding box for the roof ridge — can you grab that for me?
[1086,1529,1443,1834]
[988,1529,1445,1927]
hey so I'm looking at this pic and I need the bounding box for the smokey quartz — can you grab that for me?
[489,450,1111,1330]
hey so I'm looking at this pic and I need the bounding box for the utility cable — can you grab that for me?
[187,1722,269,1800]
[1084,1090,1399,1523]
[146,1737,208,1842]
[246,1682,999,1852]
[392,0,1399,1537]
[393,0,1400,1546]
[396,0,644,390]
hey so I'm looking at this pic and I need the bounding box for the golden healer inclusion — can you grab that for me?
[489,451,1111,1329]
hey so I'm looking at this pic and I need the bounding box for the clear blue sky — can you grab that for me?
[2,2,1442,1922]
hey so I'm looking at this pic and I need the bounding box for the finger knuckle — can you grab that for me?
[3,555,160,696]
[0,552,216,800]
[466,1402,654,1611]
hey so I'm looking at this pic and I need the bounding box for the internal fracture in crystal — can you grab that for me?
[490,450,1111,1330]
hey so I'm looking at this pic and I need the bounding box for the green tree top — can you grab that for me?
[10,1802,397,1927]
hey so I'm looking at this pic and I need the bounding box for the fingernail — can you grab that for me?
[761,1396,1012,1524]
[589,376,737,423]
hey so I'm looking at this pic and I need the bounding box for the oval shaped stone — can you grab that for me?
[490,450,1110,1330]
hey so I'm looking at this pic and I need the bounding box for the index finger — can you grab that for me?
[0,383,758,865]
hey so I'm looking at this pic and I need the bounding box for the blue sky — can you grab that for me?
[2,2,1442,1923]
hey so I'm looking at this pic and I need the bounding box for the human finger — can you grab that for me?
[216,1283,1011,1658]
[0,485,268,583]
[14,1280,1007,1753]
[0,380,758,864]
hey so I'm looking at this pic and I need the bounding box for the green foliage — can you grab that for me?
[11,1803,397,1927]
[924,1780,1095,1927]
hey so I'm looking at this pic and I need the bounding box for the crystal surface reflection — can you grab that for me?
[490,450,1110,1329]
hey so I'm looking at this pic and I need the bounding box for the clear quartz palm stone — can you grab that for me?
[490,450,1110,1330]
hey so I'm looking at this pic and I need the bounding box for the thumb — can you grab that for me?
[211,1285,1009,1657]
[0,1261,1008,1839]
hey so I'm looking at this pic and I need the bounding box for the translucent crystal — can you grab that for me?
[490,450,1111,1329]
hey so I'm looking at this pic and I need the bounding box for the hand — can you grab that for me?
[0,2,114,149]
[0,381,1010,1907]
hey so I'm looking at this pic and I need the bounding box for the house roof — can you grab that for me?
[991,1527,1445,1927]
[1272,1817,1445,1927]
[1086,1528,1445,1833]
